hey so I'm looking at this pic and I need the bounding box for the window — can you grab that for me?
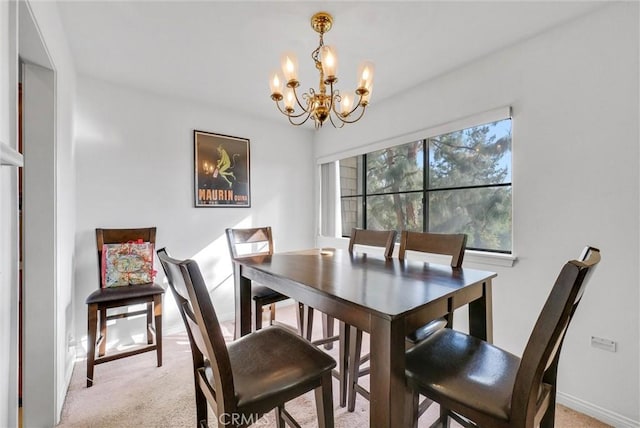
[336,118,512,253]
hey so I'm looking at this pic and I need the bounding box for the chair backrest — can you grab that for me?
[156,248,204,373]
[511,247,601,426]
[348,228,397,258]
[156,248,236,415]
[225,227,274,259]
[398,231,467,268]
[96,227,157,287]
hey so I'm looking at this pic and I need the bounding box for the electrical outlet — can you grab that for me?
[590,336,616,352]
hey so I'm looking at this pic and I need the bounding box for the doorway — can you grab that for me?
[19,0,58,425]
[20,62,57,427]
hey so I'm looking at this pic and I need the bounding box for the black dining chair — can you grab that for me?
[405,246,601,428]
[321,228,397,408]
[348,230,467,412]
[225,227,303,334]
[157,248,336,428]
[399,231,467,342]
[311,228,397,349]
[85,227,164,387]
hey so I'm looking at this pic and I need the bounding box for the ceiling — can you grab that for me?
[55,1,606,126]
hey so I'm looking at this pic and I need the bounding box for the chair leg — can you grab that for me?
[347,326,363,412]
[269,303,276,325]
[98,307,107,357]
[411,392,420,428]
[417,395,435,419]
[86,303,98,387]
[296,303,316,340]
[322,313,334,350]
[254,301,263,331]
[439,405,450,428]
[146,302,153,344]
[314,372,335,428]
[302,305,314,341]
[275,406,286,428]
[296,302,304,336]
[445,298,454,329]
[338,322,351,407]
[154,295,163,367]
[194,378,208,427]
[540,387,556,428]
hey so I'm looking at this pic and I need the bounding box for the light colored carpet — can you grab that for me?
[57,305,610,427]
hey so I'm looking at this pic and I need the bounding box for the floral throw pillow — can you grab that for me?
[101,240,155,287]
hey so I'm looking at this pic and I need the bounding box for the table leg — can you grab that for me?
[338,322,350,407]
[233,263,252,339]
[468,279,493,343]
[302,305,314,341]
[369,316,412,428]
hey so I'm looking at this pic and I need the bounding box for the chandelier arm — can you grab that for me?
[327,81,336,116]
[273,99,310,119]
[328,113,346,129]
[333,104,368,124]
[332,91,365,118]
[330,90,366,122]
[331,90,368,123]
[291,85,311,113]
[288,109,313,126]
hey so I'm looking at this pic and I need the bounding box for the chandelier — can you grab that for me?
[269,12,374,129]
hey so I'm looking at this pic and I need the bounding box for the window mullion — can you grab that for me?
[423,139,429,233]
[362,154,367,230]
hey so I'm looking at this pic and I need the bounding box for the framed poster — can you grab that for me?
[194,130,251,207]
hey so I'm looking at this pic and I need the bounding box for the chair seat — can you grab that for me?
[251,284,288,304]
[406,317,448,344]
[405,328,520,422]
[86,283,165,304]
[205,325,336,409]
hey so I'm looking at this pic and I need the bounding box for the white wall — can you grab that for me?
[315,3,639,426]
[74,76,315,345]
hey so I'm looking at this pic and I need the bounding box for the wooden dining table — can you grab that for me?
[232,248,497,428]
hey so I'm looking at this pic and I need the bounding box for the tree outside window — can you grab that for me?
[337,118,512,253]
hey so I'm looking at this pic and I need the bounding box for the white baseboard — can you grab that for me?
[557,392,639,428]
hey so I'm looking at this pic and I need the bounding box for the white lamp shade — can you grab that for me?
[269,71,283,96]
[320,45,338,79]
[357,61,375,90]
[284,87,295,110]
[361,84,373,104]
[340,91,354,115]
[281,52,299,83]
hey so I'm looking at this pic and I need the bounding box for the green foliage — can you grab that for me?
[366,141,423,232]
[353,119,513,252]
[428,121,512,251]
